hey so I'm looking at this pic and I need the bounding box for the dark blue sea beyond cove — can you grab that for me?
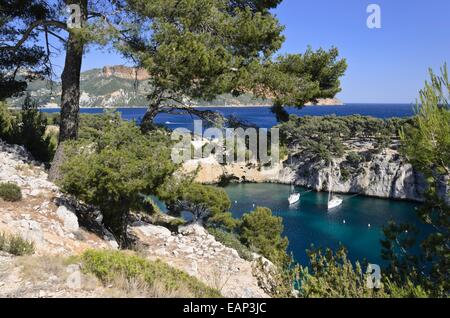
[43,103,425,266]
[42,103,415,130]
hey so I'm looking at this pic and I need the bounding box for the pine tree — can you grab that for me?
[382,65,450,297]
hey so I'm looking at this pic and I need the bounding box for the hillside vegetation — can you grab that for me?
[7,67,272,108]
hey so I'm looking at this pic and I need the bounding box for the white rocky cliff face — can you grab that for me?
[183,143,449,203]
[290,149,428,201]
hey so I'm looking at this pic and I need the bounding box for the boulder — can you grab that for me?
[12,219,44,245]
[133,224,172,238]
[178,223,207,237]
[56,206,79,232]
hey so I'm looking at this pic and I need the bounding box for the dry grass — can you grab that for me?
[15,163,36,176]
[15,255,99,291]
[205,267,232,293]
[104,273,194,298]
[16,255,69,283]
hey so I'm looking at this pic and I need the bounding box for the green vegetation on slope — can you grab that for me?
[278,115,413,163]
[382,65,450,298]
[81,250,221,298]
[0,232,35,256]
[0,98,56,164]
[6,68,274,108]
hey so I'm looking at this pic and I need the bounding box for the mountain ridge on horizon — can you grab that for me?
[7,65,344,108]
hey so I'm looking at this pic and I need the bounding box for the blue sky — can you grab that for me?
[273,0,450,103]
[51,0,450,103]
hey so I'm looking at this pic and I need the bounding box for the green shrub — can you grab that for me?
[239,207,290,266]
[7,234,35,256]
[339,166,351,182]
[0,96,55,163]
[0,101,13,138]
[78,111,122,141]
[18,97,56,163]
[299,246,387,298]
[207,227,253,261]
[0,182,22,202]
[346,151,363,167]
[384,279,429,298]
[0,232,35,256]
[158,180,237,230]
[42,112,60,125]
[81,250,221,298]
[60,122,177,244]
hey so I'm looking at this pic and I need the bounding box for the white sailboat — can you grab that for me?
[328,161,343,210]
[288,156,300,205]
[288,184,300,205]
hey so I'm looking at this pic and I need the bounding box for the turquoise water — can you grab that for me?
[224,183,427,266]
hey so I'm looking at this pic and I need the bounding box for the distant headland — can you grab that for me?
[8,65,344,109]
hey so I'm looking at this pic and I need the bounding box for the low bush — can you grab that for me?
[346,151,363,167]
[0,97,55,163]
[8,234,35,256]
[339,166,351,182]
[77,111,122,141]
[0,182,22,202]
[298,246,386,298]
[81,250,221,298]
[0,232,35,256]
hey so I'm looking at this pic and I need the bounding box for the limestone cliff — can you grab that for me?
[183,143,449,203]
[101,65,150,81]
[289,149,427,201]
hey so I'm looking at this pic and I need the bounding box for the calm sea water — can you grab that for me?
[43,103,415,130]
[44,103,423,265]
[224,183,427,266]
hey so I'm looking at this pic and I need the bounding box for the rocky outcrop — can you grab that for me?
[130,223,268,298]
[9,66,274,108]
[101,65,150,81]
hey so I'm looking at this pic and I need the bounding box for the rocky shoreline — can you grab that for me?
[182,141,448,203]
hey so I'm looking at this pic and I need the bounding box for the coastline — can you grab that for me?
[11,103,346,110]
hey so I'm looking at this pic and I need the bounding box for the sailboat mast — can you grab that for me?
[328,160,332,203]
[290,155,294,194]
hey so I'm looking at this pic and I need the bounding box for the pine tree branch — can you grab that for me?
[0,20,68,51]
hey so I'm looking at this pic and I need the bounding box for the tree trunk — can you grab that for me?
[49,0,87,181]
[140,104,161,132]
[59,0,87,142]
[58,35,83,142]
